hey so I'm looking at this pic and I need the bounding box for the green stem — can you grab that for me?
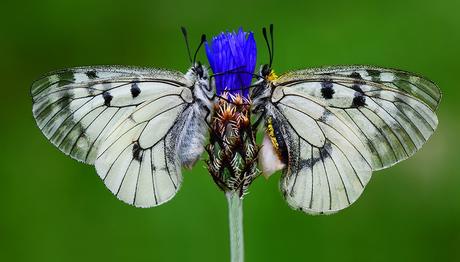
[226,191,244,262]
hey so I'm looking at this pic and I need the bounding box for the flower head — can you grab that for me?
[206,94,260,195]
[205,28,257,98]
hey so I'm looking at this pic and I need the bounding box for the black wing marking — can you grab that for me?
[265,103,371,214]
[277,65,441,111]
[260,65,440,214]
[273,67,439,170]
[95,102,206,207]
[32,66,190,164]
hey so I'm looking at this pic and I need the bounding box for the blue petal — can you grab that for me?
[205,28,257,98]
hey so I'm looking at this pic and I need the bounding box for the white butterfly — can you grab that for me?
[32,32,214,207]
[33,25,441,215]
[253,26,441,214]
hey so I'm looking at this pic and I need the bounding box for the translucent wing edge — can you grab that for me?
[31,65,188,97]
[276,64,442,111]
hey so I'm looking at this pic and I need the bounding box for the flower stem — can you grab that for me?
[226,191,244,262]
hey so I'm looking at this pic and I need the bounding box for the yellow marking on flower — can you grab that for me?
[267,70,278,82]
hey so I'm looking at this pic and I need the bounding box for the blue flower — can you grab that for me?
[205,28,257,98]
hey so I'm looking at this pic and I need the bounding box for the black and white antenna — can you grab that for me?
[193,34,206,65]
[181,26,193,64]
[262,24,274,67]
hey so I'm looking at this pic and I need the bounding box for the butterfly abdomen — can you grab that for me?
[259,115,289,178]
[266,116,288,163]
[177,106,208,169]
[176,74,212,169]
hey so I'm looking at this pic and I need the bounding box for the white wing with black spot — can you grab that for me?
[32,66,207,207]
[263,65,440,214]
[32,66,191,164]
[288,65,441,111]
[265,101,373,215]
[274,66,440,170]
[94,90,199,207]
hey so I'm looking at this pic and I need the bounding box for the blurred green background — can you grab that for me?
[1,0,459,261]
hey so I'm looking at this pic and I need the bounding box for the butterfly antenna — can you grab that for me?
[262,27,272,68]
[269,24,274,67]
[181,26,193,64]
[193,34,206,65]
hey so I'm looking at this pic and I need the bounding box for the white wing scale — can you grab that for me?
[266,102,372,214]
[274,71,439,170]
[262,66,441,214]
[32,66,190,164]
[32,66,208,208]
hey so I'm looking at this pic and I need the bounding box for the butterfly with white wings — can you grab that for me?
[31,29,214,208]
[253,25,441,214]
[32,25,441,215]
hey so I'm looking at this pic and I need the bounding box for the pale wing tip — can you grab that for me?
[283,195,352,215]
[103,180,181,209]
[95,161,182,209]
[281,179,367,215]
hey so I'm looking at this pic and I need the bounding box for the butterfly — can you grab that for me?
[252,25,441,214]
[31,29,214,208]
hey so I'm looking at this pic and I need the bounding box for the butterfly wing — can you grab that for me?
[274,66,440,170]
[263,66,440,214]
[32,66,204,207]
[32,66,191,164]
[279,65,441,111]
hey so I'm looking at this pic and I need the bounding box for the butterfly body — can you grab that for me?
[177,64,214,168]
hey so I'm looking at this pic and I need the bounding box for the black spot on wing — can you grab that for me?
[298,143,332,170]
[319,110,332,122]
[321,79,335,99]
[349,76,367,108]
[57,71,76,87]
[351,84,364,94]
[85,70,98,79]
[102,91,113,106]
[352,94,366,107]
[132,142,142,161]
[321,79,333,89]
[349,72,362,79]
[131,82,141,98]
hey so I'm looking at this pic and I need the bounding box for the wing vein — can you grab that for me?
[319,149,332,210]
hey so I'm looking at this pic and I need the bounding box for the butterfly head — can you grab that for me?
[251,64,274,112]
[194,62,204,78]
[190,62,213,96]
[191,61,208,80]
[261,64,271,78]
[260,64,278,82]
[260,24,276,82]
